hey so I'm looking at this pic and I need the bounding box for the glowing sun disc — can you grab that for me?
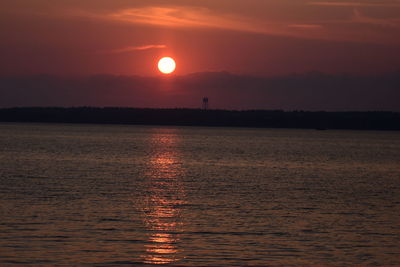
[158,57,176,74]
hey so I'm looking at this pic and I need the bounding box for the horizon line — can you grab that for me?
[1,106,399,113]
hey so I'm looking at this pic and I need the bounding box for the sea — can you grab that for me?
[0,123,399,266]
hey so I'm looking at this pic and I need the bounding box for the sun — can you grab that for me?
[158,57,176,74]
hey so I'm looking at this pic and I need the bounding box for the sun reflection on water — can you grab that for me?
[142,129,185,264]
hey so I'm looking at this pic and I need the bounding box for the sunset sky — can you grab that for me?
[1,0,400,110]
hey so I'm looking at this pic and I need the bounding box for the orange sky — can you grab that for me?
[1,0,400,76]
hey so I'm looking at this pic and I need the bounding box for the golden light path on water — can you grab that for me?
[141,129,186,264]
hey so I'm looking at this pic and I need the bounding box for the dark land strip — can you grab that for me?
[0,107,399,130]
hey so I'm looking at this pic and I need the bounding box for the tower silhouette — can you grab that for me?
[202,97,209,110]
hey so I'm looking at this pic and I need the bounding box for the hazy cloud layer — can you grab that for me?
[308,1,400,7]
[1,72,399,111]
[2,0,400,43]
[75,3,400,43]
[287,24,324,29]
[98,45,167,54]
[352,9,400,27]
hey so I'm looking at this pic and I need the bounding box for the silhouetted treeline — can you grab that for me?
[0,107,399,130]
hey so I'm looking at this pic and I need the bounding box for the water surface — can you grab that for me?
[0,123,399,266]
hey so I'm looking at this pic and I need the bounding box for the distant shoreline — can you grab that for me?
[0,107,399,131]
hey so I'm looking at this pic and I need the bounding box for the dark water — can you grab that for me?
[0,123,399,266]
